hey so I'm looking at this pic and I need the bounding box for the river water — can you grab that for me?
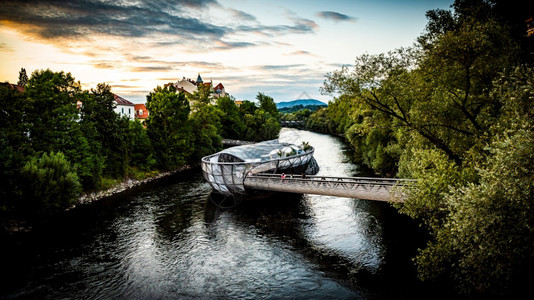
[1,129,432,299]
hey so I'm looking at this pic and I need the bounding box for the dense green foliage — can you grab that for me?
[278,104,325,114]
[20,152,81,217]
[146,85,193,170]
[308,0,534,296]
[0,70,279,220]
[189,92,223,161]
[216,96,245,139]
[217,95,281,142]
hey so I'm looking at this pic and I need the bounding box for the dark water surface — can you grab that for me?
[2,129,433,299]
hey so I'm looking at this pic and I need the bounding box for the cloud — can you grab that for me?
[109,84,143,89]
[0,0,318,52]
[287,50,317,57]
[316,11,357,23]
[213,40,258,50]
[130,66,172,72]
[0,0,227,41]
[0,42,13,52]
[257,64,306,71]
[93,62,116,69]
[229,9,257,22]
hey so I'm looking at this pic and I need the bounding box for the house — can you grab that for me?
[174,77,198,95]
[171,74,229,101]
[214,83,227,97]
[135,103,148,122]
[0,82,25,93]
[113,94,135,119]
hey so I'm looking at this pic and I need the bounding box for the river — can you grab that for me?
[1,129,433,299]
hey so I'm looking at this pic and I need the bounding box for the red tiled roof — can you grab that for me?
[113,93,134,106]
[134,104,148,119]
[0,82,25,93]
[215,83,224,91]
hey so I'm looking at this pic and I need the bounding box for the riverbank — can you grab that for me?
[75,164,193,207]
[1,164,194,235]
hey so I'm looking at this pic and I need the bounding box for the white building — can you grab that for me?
[175,77,200,94]
[171,74,230,105]
[113,94,135,119]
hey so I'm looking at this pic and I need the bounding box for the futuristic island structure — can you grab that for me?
[201,139,319,197]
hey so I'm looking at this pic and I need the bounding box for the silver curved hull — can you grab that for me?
[201,148,317,196]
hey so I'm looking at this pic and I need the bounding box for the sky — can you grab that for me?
[0,0,454,104]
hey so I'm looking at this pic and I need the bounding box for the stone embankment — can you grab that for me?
[75,165,192,207]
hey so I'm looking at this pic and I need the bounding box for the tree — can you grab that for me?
[189,101,222,161]
[17,68,28,87]
[24,69,83,153]
[323,11,517,166]
[239,100,257,117]
[187,82,212,106]
[88,83,129,178]
[128,120,156,172]
[216,96,245,139]
[146,85,193,170]
[317,1,532,295]
[22,70,98,188]
[256,92,279,119]
[242,109,280,141]
[20,152,81,217]
[0,81,30,156]
[402,66,534,297]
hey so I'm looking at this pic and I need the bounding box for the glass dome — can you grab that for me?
[201,139,318,196]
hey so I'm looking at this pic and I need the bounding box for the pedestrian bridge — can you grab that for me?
[244,173,414,202]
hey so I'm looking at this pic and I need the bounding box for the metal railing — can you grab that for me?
[244,173,415,202]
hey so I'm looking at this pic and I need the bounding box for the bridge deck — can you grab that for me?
[244,173,414,202]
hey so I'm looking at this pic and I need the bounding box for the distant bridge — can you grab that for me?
[280,120,305,127]
[244,173,414,202]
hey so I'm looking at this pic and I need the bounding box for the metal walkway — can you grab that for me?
[244,173,414,202]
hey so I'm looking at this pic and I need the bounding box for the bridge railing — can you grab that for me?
[244,173,416,202]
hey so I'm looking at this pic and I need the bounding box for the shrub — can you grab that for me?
[20,152,81,216]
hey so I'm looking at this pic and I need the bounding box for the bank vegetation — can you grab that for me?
[305,0,533,297]
[0,74,280,223]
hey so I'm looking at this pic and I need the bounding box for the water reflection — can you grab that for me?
[2,129,426,299]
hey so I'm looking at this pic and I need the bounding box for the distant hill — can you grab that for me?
[276,99,327,109]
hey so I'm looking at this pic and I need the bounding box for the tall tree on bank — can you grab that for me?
[256,92,279,120]
[187,86,223,161]
[23,69,95,184]
[216,96,245,140]
[79,83,132,187]
[317,0,532,295]
[90,83,129,178]
[24,69,83,156]
[17,68,28,87]
[0,83,29,213]
[146,85,192,170]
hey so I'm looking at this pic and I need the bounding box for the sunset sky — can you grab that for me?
[0,0,453,103]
